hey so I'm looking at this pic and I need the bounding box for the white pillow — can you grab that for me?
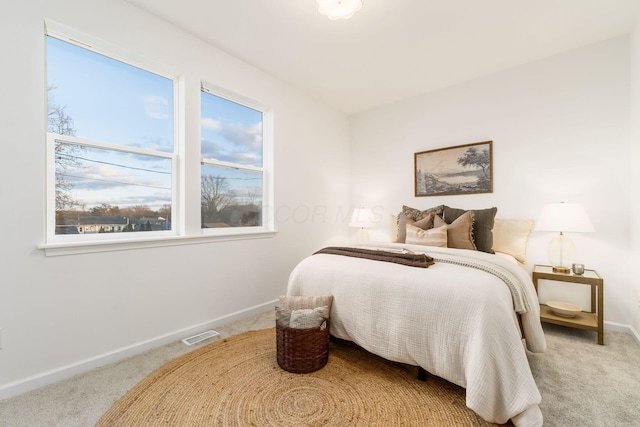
[289,306,330,329]
[492,219,534,264]
[405,224,448,247]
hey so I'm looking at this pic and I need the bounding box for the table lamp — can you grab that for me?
[535,202,594,273]
[349,207,375,241]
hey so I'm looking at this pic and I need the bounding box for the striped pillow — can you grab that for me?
[405,224,448,247]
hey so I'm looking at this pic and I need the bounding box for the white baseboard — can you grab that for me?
[629,325,640,346]
[604,321,640,345]
[0,300,278,401]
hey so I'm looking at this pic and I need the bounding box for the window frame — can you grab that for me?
[199,83,274,237]
[40,21,275,257]
[45,133,179,244]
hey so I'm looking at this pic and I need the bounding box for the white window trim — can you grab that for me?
[40,21,276,257]
[38,231,277,257]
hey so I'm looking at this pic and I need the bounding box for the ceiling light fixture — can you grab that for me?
[317,0,363,20]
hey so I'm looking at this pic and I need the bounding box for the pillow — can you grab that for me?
[443,206,497,253]
[402,204,445,221]
[275,306,330,329]
[405,224,447,247]
[394,206,443,242]
[434,212,476,250]
[279,295,333,312]
[413,213,435,230]
[395,212,436,243]
[275,306,292,327]
[289,306,330,329]
[492,219,534,264]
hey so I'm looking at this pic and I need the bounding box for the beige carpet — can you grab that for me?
[96,327,510,426]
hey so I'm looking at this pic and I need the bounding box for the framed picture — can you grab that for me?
[414,141,493,197]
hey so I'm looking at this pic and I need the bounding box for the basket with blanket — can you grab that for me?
[275,295,333,374]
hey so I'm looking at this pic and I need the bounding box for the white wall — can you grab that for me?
[351,37,632,328]
[0,0,350,397]
[630,17,640,339]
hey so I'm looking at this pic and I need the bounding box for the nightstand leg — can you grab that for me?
[597,283,604,345]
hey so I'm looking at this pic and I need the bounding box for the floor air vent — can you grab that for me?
[182,329,220,346]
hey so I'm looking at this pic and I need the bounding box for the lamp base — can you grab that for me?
[356,228,369,242]
[548,233,576,275]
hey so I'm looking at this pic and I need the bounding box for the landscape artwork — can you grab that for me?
[414,141,493,197]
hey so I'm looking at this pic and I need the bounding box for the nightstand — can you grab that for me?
[532,264,604,345]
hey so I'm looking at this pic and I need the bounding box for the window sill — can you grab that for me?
[38,230,277,257]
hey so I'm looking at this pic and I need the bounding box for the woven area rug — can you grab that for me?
[96,328,510,426]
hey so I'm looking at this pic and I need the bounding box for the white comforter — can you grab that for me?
[286,242,546,427]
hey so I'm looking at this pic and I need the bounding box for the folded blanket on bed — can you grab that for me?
[314,246,434,268]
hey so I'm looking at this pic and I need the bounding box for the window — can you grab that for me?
[42,22,274,254]
[200,87,268,231]
[46,32,175,242]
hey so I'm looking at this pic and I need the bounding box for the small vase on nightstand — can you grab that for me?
[572,263,585,275]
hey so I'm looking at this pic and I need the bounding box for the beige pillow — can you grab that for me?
[492,219,534,264]
[279,295,333,312]
[405,224,447,247]
[434,212,476,250]
[394,205,444,243]
[395,212,435,243]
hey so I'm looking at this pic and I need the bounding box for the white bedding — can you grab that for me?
[286,242,546,427]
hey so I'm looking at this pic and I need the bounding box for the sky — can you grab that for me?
[47,35,263,212]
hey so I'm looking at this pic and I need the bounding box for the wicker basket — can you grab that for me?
[276,320,330,373]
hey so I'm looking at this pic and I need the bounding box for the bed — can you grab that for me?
[286,206,546,427]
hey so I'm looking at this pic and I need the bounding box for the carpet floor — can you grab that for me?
[1,310,639,426]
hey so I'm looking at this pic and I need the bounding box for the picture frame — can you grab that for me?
[414,140,493,197]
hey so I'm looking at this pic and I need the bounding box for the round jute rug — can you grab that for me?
[96,328,510,426]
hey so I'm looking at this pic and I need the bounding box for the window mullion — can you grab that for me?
[201,158,264,174]
[48,133,173,160]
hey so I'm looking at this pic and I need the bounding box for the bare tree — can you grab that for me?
[48,84,79,210]
[201,175,235,223]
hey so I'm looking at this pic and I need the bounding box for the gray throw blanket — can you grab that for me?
[314,246,434,268]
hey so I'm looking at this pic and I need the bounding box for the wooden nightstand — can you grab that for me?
[532,264,604,345]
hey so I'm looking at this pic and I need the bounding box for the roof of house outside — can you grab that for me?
[76,216,129,225]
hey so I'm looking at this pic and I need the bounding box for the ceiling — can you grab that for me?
[126,0,640,115]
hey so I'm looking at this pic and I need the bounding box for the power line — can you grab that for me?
[56,153,171,175]
[57,154,260,181]
[63,174,171,190]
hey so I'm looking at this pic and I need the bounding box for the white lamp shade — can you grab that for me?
[348,208,375,228]
[535,203,594,233]
[317,0,363,20]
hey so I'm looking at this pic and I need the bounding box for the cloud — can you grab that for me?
[133,136,174,153]
[201,120,263,166]
[221,122,262,152]
[144,95,170,120]
[96,164,129,178]
[202,117,222,130]
[76,192,171,210]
